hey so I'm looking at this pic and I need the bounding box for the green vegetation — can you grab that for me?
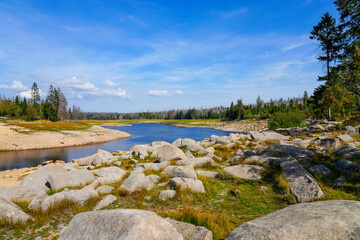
[268,111,306,130]
[7,121,90,132]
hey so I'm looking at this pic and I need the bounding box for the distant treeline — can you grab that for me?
[85,95,307,120]
[0,82,85,121]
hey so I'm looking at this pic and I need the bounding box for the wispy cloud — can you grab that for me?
[0,80,28,91]
[102,79,118,87]
[148,89,169,97]
[221,8,248,19]
[175,90,184,95]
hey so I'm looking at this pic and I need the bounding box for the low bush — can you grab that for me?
[268,111,306,130]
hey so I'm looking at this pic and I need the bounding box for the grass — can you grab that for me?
[7,121,90,132]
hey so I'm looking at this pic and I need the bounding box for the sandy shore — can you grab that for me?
[172,121,268,133]
[0,166,40,187]
[0,123,131,151]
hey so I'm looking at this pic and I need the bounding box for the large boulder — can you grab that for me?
[165,218,213,240]
[243,155,280,164]
[46,169,95,191]
[0,164,66,202]
[28,190,48,211]
[168,165,197,179]
[150,141,171,149]
[41,186,98,212]
[185,143,204,152]
[157,145,187,162]
[93,195,117,211]
[309,164,331,177]
[251,131,289,141]
[223,165,264,180]
[0,198,32,223]
[319,137,340,149]
[176,157,214,167]
[169,177,205,193]
[95,167,127,184]
[335,159,360,175]
[59,209,183,240]
[336,134,354,143]
[257,144,315,159]
[225,200,360,240]
[280,156,323,202]
[74,149,113,166]
[119,171,155,193]
[136,161,170,172]
[196,170,218,178]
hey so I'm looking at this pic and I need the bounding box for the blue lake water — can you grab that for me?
[0,124,230,171]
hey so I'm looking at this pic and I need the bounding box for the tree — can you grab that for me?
[303,91,308,105]
[30,82,41,107]
[45,85,59,121]
[256,95,262,115]
[57,87,68,120]
[334,0,360,50]
[310,12,344,84]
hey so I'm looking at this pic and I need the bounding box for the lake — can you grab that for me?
[0,124,230,171]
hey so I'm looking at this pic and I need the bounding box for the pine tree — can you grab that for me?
[30,82,41,107]
[310,12,344,84]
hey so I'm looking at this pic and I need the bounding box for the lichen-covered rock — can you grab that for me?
[46,169,95,191]
[169,177,205,193]
[225,200,360,240]
[334,159,360,175]
[251,131,289,141]
[93,195,117,211]
[168,165,197,179]
[257,144,315,159]
[196,170,218,178]
[159,190,176,201]
[157,145,187,162]
[28,190,48,211]
[96,185,114,194]
[95,167,127,184]
[320,137,340,149]
[223,165,264,180]
[74,149,113,166]
[59,209,183,240]
[176,157,214,167]
[165,217,213,240]
[0,198,32,223]
[119,171,155,193]
[309,164,331,177]
[280,156,323,202]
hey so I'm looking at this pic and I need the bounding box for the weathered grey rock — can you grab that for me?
[119,173,155,193]
[74,149,113,166]
[59,209,183,240]
[185,150,195,158]
[309,164,331,177]
[28,190,48,211]
[165,218,212,240]
[215,136,230,144]
[136,161,170,172]
[46,169,95,191]
[0,198,32,223]
[337,134,354,143]
[280,156,323,202]
[257,144,315,159]
[114,161,122,167]
[157,145,187,162]
[0,164,65,202]
[332,144,360,159]
[251,131,289,141]
[161,166,178,175]
[159,190,176,201]
[150,141,171,149]
[96,185,114,194]
[182,138,196,146]
[243,156,280,164]
[333,176,346,187]
[294,139,312,148]
[210,135,219,142]
[148,175,161,184]
[93,195,117,210]
[172,138,183,147]
[185,143,204,152]
[320,137,340,149]
[223,165,264,180]
[196,170,218,178]
[169,177,205,193]
[334,159,360,175]
[205,147,215,154]
[168,165,197,179]
[258,186,269,191]
[225,200,360,240]
[95,167,127,184]
[176,157,214,167]
[134,148,149,160]
[41,186,98,212]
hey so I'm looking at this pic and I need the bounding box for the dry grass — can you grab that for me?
[7,121,90,132]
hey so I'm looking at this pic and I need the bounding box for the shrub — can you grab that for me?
[268,111,306,130]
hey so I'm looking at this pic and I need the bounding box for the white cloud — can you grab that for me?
[222,8,248,19]
[102,79,118,87]
[148,90,169,97]
[62,76,97,90]
[165,76,181,82]
[102,88,131,98]
[78,94,84,99]
[0,80,28,91]
[175,90,184,95]
[18,89,45,99]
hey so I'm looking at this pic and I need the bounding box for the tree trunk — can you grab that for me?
[328,107,331,120]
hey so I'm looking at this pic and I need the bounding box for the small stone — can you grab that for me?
[333,177,345,187]
[159,190,176,201]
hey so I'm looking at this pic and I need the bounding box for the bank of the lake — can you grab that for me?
[0,123,230,170]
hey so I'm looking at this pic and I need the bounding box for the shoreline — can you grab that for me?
[0,123,131,152]
[170,123,247,133]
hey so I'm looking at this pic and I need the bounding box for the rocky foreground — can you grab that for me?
[0,119,360,239]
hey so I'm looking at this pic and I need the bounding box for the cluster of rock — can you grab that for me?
[1,119,360,239]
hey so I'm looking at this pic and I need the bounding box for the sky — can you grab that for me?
[0,0,338,112]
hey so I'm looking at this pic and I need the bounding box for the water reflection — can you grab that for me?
[0,124,230,170]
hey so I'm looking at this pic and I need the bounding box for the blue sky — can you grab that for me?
[0,0,337,112]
